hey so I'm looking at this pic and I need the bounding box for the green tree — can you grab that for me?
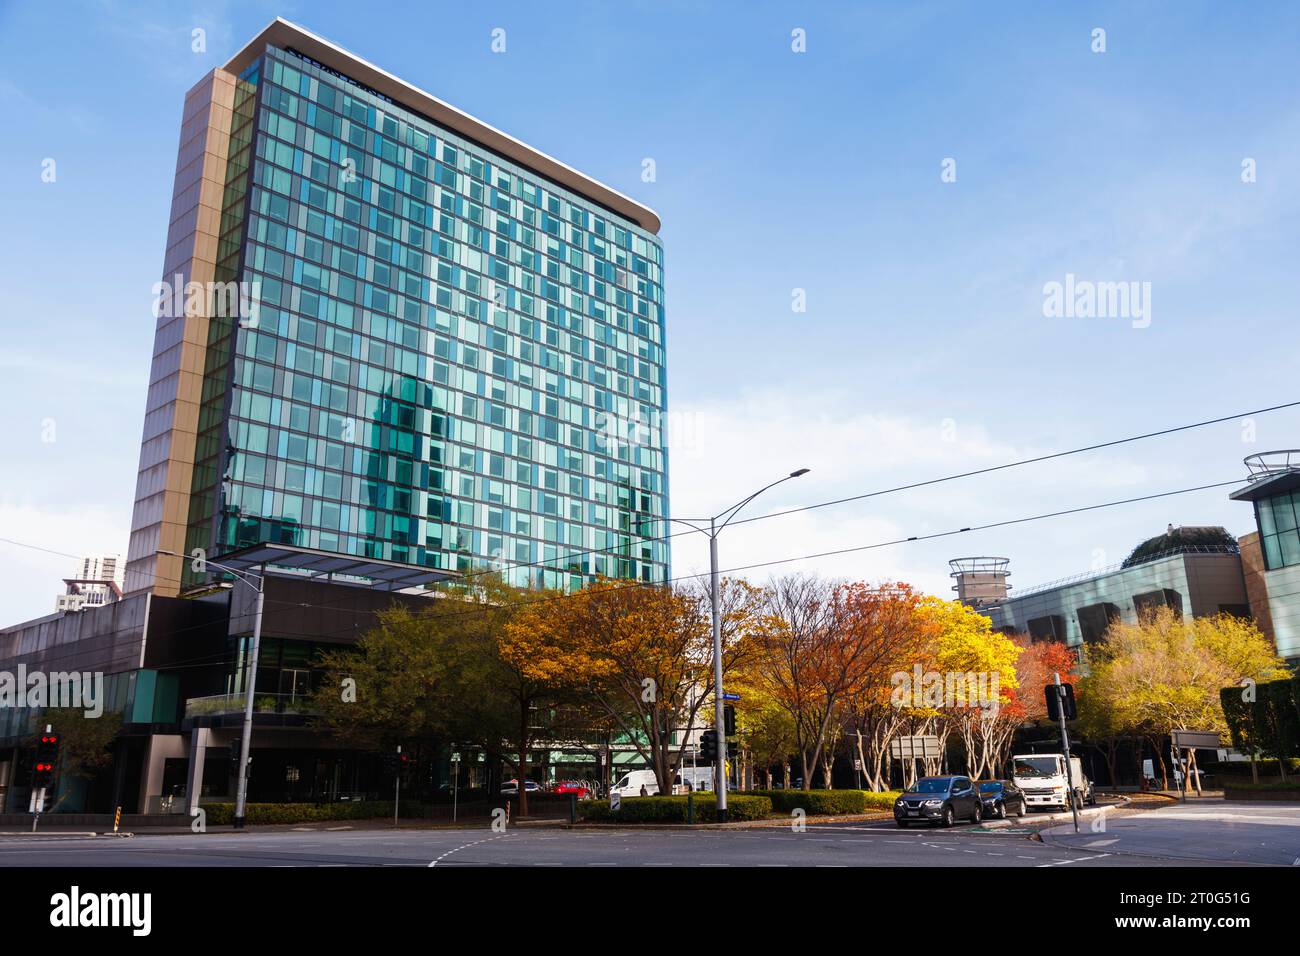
[37,708,122,811]
[1090,608,1283,789]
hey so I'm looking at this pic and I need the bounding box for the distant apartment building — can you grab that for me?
[54,553,124,613]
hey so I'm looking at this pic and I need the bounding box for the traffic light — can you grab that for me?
[32,732,59,788]
[700,729,718,763]
[228,737,243,766]
[1045,682,1077,721]
[723,704,736,737]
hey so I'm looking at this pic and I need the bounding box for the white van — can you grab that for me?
[610,769,660,797]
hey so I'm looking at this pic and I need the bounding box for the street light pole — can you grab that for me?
[709,521,726,819]
[234,581,265,830]
[158,549,264,830]
[669,468,810,824]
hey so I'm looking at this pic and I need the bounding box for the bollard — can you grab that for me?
[569,792,577,824]
[114,806,122,834]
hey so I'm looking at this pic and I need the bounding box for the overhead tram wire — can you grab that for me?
[727,399,1300,530]
[240,476,1262,636]
[2,475,1252,651]
[2,398,1293,602]
[379,397,1300,586]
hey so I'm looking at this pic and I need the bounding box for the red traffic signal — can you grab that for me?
[33,733,60,788]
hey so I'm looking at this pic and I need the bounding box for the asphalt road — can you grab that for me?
[1041,801,1300,866]
[0,818,1219,867]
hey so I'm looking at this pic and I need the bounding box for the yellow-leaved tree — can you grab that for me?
[1086,607,1284,790]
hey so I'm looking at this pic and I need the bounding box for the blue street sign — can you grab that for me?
[721,693,741,701]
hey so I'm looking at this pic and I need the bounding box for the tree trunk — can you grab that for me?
[1153,740,1168,791]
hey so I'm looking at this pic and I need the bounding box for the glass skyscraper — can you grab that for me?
[126,19,668,596]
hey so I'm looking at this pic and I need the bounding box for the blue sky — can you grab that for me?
[1,0,1298,625]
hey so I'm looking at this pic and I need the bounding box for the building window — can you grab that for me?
[1133,588,1184,619]
[1076,602,1122,644]
[1258,493,1300,570]
[1027,615,1066,643]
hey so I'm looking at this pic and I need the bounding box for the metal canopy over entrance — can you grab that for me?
[214,543,458,591]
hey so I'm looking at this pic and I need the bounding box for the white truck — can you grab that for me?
[1011,753,1094,811]
[675,766,715,793]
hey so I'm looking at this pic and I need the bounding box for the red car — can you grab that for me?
[551,780,592,799]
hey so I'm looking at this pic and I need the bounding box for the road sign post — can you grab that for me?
[393,745,401,828]
[1171,730,1219,800]
[889,735,941,788]
[1051,674,1080,833]
[450,750,461,823]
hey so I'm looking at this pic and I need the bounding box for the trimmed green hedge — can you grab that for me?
[863,790,904,810]
[743,789,901,815]
[201,801,420,826]
[1221,780,1300,792]
[576,794,771,823]
[1213,758,1300,777]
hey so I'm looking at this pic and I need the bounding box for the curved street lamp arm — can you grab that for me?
[715,468,810,532]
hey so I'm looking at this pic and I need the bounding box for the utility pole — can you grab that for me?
[709,522,727,822]
[664,468,810,825]
[158,550,263,830]
[234,581,264,830]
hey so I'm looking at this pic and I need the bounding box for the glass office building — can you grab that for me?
[1231,452,1300,662]
[126,19,668,595]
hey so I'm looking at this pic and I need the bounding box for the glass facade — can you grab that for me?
[186,46,668,590]
[1257,492,1300,570]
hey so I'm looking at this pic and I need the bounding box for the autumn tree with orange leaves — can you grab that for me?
[506,577,763,795]
[754,576,925,789]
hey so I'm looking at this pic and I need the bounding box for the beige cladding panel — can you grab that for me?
[126,67,237,597]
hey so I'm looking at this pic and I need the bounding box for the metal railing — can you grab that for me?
[992,543,1240,603]
[184,692,317,719]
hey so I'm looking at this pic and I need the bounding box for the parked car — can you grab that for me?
[551,780,592,799]
[893,775,983,828]
[977,779,1027,819]
[500,779,542,795]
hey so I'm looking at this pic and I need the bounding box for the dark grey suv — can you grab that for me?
[893,775,983,828]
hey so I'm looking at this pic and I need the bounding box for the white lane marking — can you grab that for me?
[1037,854,1110,867]
[1083,838,1118,847]
[429,834,508,867]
